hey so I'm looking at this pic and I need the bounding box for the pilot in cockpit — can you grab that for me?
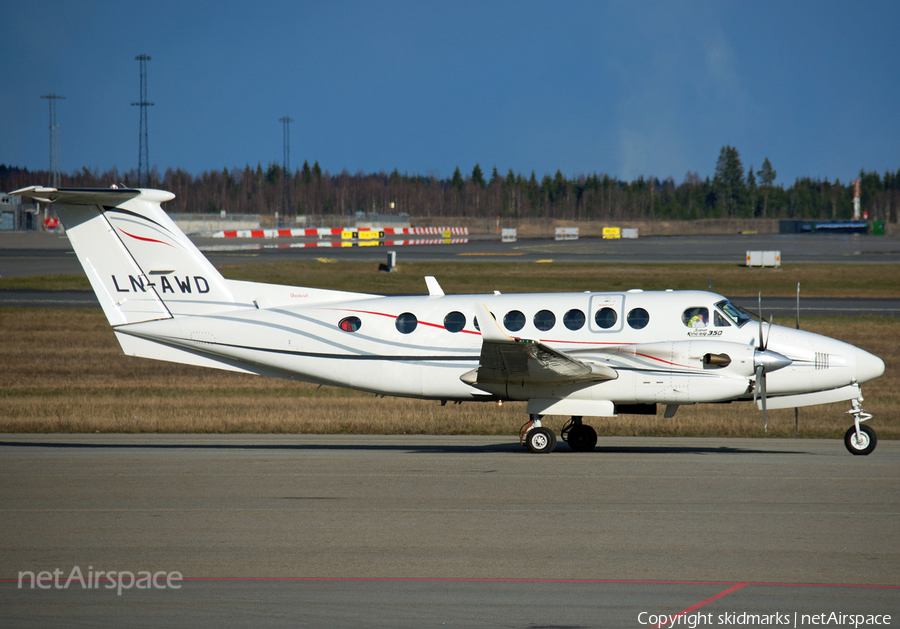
[683,307,709,328]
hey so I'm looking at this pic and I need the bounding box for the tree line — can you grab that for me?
[2,146,898,222]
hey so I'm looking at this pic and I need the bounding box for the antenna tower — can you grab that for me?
[132,54,154,186]
[40,93,65,187]
[279,116,294,225]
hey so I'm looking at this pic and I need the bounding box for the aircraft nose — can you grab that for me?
[855,348,885,384]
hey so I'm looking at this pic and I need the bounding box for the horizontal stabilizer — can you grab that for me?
[11,186,142,206]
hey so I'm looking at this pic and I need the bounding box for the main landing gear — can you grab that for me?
[520,415,597,454]
[844,398,877,456]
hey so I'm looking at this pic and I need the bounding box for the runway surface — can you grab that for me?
[1,434,897,627]
[3,231,900,278]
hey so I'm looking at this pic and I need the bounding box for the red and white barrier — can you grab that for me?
[212,226,468,238]
[200,238,468,252]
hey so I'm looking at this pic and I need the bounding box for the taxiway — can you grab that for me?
[1,434,897,627]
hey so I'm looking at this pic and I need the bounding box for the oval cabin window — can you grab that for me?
[563,309,585,330]
[533,310,556,331]
[504,310,526,332]
[595,307,617,329]
[339,316,362,332]
[627,308,650,330]
[444,311,466,333]
[395,312,418,334]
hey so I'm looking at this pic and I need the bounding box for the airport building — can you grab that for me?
[0,192,40,231]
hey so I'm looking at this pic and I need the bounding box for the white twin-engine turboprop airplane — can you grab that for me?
[13,186,885,455]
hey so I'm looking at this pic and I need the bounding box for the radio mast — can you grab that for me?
[279,115,294,225]
[132,54,154,186]
[40,93,65,187]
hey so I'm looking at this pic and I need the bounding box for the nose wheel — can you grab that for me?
[845,398,876,455]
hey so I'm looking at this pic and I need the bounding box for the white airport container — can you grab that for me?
[746,251,781,267]
[555,227,579,241]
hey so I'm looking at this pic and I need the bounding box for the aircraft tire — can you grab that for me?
[844,424,876,456]
[525,427,557,454]
[567,424,597,452]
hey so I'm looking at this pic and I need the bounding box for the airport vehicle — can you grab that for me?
[12,186,885,454]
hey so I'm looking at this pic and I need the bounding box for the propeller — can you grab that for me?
[753,292,792,432]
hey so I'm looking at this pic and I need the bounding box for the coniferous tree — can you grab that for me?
[451,166,464,192]
[758,157,776,219]
[472,163,486,189]
[747,165,758,216]
[713,145,746,217]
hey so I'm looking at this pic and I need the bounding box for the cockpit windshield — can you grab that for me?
[715,299,752,327]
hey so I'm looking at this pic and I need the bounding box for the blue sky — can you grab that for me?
[2,0,898,186]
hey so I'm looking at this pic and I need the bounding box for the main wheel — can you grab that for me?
[567,424,598,452]
[844,424,876,456]
[525,427,557,454]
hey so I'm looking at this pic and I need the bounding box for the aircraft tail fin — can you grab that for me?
[12,186,240,326]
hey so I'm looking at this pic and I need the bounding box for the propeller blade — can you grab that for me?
[756,364,768,433]
[796,282,801,330]
[753,364,760,405]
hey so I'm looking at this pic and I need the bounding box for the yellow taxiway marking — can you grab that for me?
[535,259,554,263]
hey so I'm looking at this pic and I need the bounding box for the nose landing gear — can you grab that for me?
[844,398,876,455]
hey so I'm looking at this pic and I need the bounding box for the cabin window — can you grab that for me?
[395,312,418,334]
[504,310,526,332]
[338,316,362,332]
[714,311,731,327]
[563,309,585,331]
[595,307,617,329]
[682,307,709,328]
[533,309,556,331]
[444,311,466,333]
[627,308,650,329]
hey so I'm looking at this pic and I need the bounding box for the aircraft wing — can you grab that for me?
[460,303,618,388]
